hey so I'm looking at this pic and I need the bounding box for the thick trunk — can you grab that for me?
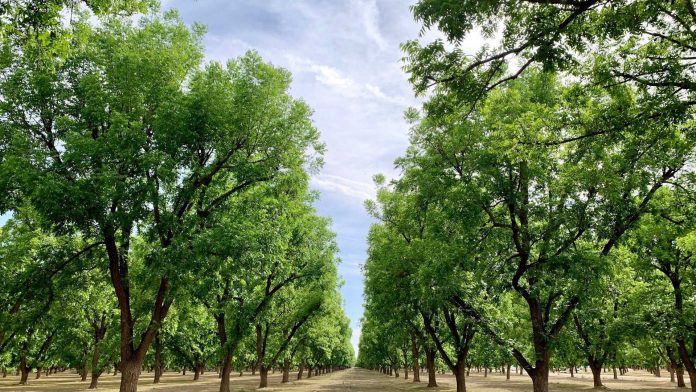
[685,369,696,392]
[531,371,549,392]
[89,372,100,389]
[19,365,29,385]
[297,363,304,380]
[119,361,141,392]
[307,367,312,379]
[282,358,290,383]
[193,365,201,381]
[506,363,511,380]
[258,366,268,388]
[218,354,232,392]
[36,367,41,379]
[613,366,617,380]
[454,365,466,392]
[589,361,603,388]
[426,348,437,387]
[677,367,686,387]
[19,351,30,385]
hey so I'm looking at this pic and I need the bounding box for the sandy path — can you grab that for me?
[0,367,687,391]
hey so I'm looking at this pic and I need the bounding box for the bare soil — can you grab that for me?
[0,367,686,391]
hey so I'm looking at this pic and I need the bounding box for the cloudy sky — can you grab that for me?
[159,0,442,353]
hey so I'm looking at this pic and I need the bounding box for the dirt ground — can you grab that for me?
[0,367,687,392]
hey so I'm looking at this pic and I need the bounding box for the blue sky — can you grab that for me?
[159,0,431,353]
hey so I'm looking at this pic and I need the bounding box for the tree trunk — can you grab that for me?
[613,366,617,380]
[119,361,141,392]
[684,368,696,392]
[297,363,304,380]
[454,365,466,392]
[282,358,290,383]
[426,348,437,387]
[570,366,574,378]
[307,367,312,379]
[36,367,41,379]
[89,340,103,389]
[507,363,511,380]
[677,367,686,387]
[19,359,29,385]
[589,361,603,388]
[531,370,549,392]
[153,335,162,384]
[258,366,268,388]
[89,372,100,389]
[411,335,420,382]
[218,354,232,392]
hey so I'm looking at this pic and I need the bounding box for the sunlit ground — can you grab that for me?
[0,367,685,391]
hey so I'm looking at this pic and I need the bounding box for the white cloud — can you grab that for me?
[360,0,387,50]
[285,55,410,106]
[311,174,375,202]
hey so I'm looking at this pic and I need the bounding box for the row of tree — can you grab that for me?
[0,2,353,392]
[358,2,696,392]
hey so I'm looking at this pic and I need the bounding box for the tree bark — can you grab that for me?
[677,367,686,388]
[218,354,232,392]
[119,361,141,392]
[282,358,290,383]
[19,355,29,385]
[426,348,437,387]
[411,334,420,382]
[507,363,511,380]
[454,365,466,392]
[589,360,603,388]
[89,340,102,389]
[531,369,549,392]
[153,335,162,384]
[297,362,304,380]
[258,366,268,388]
